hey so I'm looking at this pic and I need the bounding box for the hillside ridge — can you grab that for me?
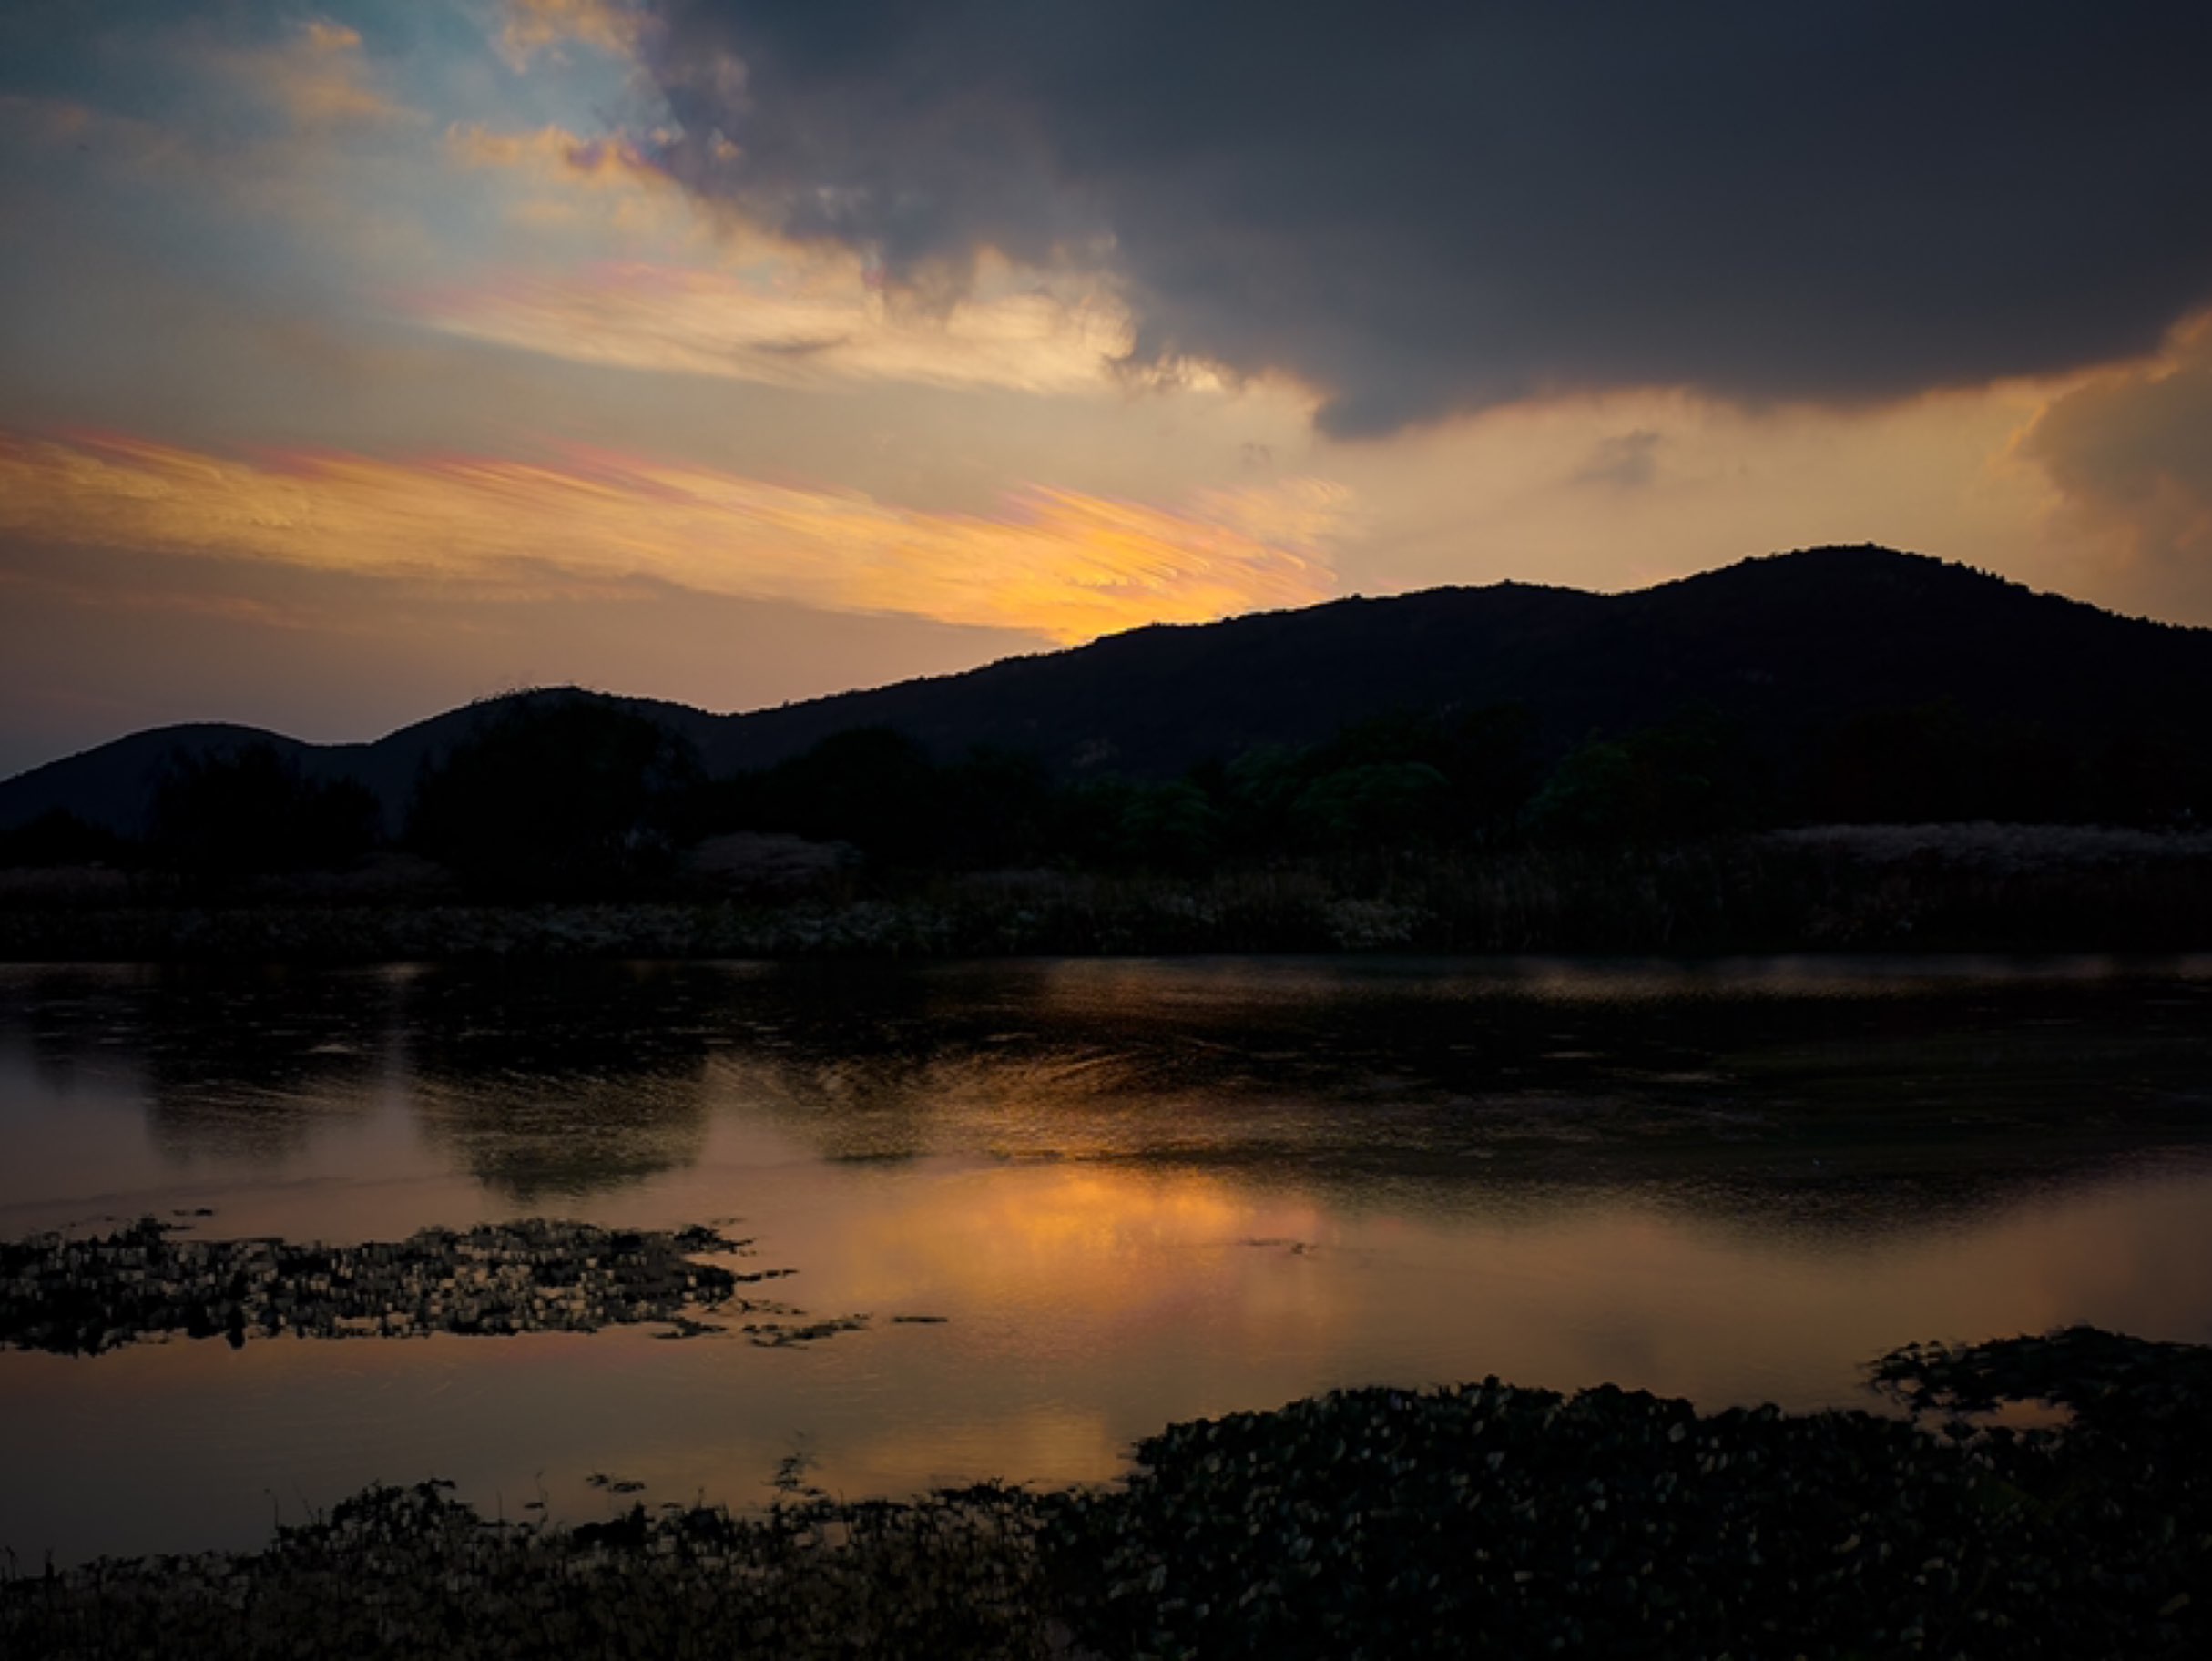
[6,545,2208,837]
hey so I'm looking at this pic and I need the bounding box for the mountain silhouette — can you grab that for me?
[0,693,725,840]
[5,545,2209,838]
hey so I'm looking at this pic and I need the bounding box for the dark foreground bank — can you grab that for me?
[5,1328,2205,1659]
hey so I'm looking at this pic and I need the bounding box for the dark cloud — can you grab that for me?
[636,2,2212,436]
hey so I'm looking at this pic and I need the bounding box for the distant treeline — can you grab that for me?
[3,694,2205,893]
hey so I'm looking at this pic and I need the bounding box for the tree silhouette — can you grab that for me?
[408,700,698,893]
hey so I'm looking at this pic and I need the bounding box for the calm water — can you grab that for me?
[3,956,2209,1563]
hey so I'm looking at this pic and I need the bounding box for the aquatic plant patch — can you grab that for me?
[0,1218,812,1354]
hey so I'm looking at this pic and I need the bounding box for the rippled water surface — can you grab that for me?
[4,956,2209,1562]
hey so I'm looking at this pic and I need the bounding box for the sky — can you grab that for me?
[4,0,2211,778]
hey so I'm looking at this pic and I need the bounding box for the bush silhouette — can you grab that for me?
[1114,781,1224,871]
[1527,709,1760,845]
[0,808,129,869]
[1291,761,1451,848]
[148,745,378,878]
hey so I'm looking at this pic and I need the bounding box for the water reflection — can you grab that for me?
[2,958,2209,1228]
[2,956,2211,1563]
[412,1074,711,1202]
[9,1147,2210,1565]
[396,962,733,1077]
[14,966,391,1168]
[400,965,719,1201]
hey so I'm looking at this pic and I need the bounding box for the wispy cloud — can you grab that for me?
[0,431,1342,642]
[258,20,411,129]
[496,0,645,67]
[0,19,423,257]
[416,257,1142,395]
[2,18,409,144]
[441,124,1196,396]
[201,18,419,134]
[0,92,183,169]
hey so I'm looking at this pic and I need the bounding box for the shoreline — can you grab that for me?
[6,826,2212,961]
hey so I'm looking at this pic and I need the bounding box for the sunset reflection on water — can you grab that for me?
[2,957,2209,1563]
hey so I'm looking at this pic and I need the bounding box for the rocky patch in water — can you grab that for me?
[0,1218,811,1354]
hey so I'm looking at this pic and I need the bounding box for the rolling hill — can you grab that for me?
[6,545,2209,838]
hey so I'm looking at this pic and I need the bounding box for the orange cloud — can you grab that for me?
[445,123,668,192]
[0,432,1342,643]
[443,121,737,248]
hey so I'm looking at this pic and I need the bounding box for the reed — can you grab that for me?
[5,828,2211,959]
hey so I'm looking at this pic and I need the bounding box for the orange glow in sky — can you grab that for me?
[0,431,1343,644]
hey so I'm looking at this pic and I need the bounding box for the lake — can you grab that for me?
[3,955,2209,1564]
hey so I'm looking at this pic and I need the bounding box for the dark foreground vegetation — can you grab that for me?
[5,1327,2204,1658]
